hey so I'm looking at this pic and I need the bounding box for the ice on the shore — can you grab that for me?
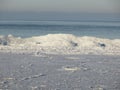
[62,66,80,72]
[0,34,120,55]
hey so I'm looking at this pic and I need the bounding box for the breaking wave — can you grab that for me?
[0,34,120,55]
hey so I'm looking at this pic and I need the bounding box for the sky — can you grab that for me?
[0,0,120,13]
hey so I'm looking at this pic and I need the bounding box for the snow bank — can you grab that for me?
[0,34,120,55]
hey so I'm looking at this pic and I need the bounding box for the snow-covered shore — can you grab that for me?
[0,53,120,90]
[0,34,120,55]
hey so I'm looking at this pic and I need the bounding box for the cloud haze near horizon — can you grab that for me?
[0,0,120,13]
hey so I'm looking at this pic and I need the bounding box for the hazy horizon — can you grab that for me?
[0,0,120,20]
[0,0,120,13]
[0,12,120,21]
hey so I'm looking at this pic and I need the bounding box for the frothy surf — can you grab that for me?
[0,34,120,55]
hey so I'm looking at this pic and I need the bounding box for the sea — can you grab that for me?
[0,19,120,39]
[0,16,120,55]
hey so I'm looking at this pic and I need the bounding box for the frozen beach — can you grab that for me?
[0,34,120,55]
[0,53,120,90]
[0,34,120,89]
[1,0,120,89]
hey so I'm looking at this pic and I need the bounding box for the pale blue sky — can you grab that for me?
[0,0,120,13]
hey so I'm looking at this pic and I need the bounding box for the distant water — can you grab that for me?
[0,20,120,39]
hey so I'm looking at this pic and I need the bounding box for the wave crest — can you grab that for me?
[0,34,120,55]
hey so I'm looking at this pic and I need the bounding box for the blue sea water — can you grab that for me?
[0,20,120,39]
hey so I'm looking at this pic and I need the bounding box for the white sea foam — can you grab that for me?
[0,34,120,55]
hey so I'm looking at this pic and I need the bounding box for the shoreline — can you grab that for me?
[0,34,120,56]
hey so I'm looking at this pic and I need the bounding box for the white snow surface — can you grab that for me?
[0,34,120,55]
